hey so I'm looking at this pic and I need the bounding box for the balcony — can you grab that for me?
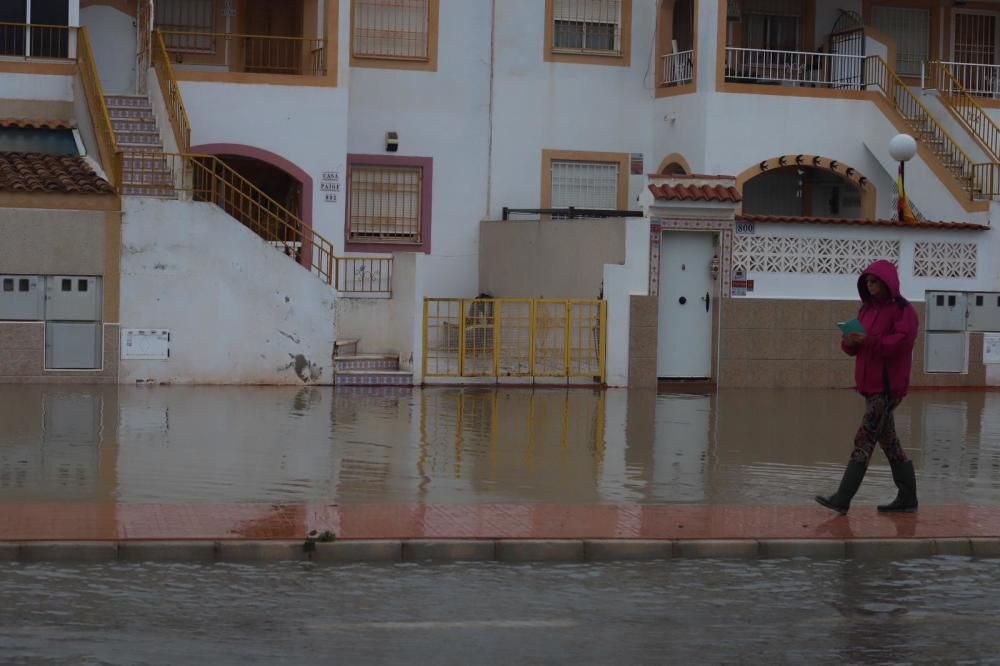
[160,31,326,78]
[660,50,694,87]
[933,61,1000,100]
[724,47,865,91]
[0,22,75,60]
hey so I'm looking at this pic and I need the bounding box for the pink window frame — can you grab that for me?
[345,153,433,254]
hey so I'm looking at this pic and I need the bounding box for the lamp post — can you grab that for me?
[889,133,918,223]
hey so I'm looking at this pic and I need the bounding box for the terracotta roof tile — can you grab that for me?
[648,183,742,203]
[0,118,76,130]
[738,214,989,231]
[0,152,114,195]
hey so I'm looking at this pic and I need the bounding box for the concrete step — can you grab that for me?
[334,370,413,387]
[115,131,162,145]
[334,338,359,357]
[112,119,158,133]
[335,354,400,372]
[105,94,152,108]
[109,107,155,121]
[120,184,177,197]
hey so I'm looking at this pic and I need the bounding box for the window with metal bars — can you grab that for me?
[870,5,929,76]
[348,165,423,243]
[155,0,214,52]
[551,160,619,210]
[352,0,429,60]
[553,0,622,54]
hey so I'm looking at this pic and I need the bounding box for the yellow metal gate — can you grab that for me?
[422,298,607,382]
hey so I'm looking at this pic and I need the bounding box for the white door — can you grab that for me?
[656,232,714,378]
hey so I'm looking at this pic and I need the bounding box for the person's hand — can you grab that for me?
[845,333,865,347]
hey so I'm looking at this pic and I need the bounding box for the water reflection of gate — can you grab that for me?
[418,388,606,483]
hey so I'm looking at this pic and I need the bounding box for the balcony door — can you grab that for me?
[952,10,1000,95]
[0,0,68,58]
[243,0,304,74]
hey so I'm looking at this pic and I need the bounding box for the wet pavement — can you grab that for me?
[2,557,1000,664]
[1,385,999,541]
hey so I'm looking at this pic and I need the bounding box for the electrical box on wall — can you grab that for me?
[45,322,102,370]
[925,332,967,373]
[0,275,44,320]
[925,291,967,331]
[966,292,1000,332]
[45,276,101,321]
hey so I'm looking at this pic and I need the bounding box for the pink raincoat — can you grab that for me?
[841,260,919,397]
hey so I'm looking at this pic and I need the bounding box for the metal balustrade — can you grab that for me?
[725,47,865,90]
[661,50,694,86]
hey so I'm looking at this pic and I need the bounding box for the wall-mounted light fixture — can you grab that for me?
[385,131,399,153]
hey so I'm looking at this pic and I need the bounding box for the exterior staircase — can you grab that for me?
[105,94,175,197]
[334,338,413,386]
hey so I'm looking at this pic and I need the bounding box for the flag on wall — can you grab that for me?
[897,162,917,224]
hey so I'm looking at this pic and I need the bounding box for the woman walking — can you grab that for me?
[816,259,920,514]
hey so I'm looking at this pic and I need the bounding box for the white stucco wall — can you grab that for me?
[80,4,136,95]
[734,222,998,302]
[347,0,493,298]
[333,252,425,374]
[603,217,652,387]
[0,74,73,101]
[120,198,337,385]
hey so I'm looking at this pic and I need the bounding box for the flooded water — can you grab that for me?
[3,557,1000,664]
[1,385,999,506]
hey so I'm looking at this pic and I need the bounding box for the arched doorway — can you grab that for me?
[190,143,314,266]
[737,155,876,218]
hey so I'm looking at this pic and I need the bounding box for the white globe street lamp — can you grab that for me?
[889,133,917,222]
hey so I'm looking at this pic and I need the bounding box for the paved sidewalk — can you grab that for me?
[1,503,998,541]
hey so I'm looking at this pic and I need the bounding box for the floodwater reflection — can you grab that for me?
[1,385,999,506]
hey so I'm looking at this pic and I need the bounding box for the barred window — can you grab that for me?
[348,165,423,243]
[156,0,214,52]
[353,0,429,60]
[871,5,930,76]
[551,160,619,209]
[553,0,622,54]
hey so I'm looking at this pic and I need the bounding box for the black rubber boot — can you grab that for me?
[815,460,868,515]
[877,459,918,513]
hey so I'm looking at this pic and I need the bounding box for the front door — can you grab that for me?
[656,231,714,378]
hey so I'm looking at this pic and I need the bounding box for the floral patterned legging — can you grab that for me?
[850,393,910,465]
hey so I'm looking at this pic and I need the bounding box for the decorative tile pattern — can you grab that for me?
[733,236,900,274]
[913,241,978,278]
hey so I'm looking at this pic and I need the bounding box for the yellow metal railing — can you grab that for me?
[865,55,980,198]
[77,26,120,188]
[152,29,191,152]
[423,298,607,382]
[928,62,1000,198]
[0,21,73,59]
[159,31,327,76]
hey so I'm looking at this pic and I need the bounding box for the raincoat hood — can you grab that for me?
[858,259,902,303]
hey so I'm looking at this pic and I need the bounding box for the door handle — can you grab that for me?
[702,291,710,312]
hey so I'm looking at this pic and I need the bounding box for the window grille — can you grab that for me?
[156,0,214,52]
[353,0,429,60]
[551,160,619,210]
[349,165,422,243]
[871,6,929,76]
[553,0,622,54]
[953,11,997,65]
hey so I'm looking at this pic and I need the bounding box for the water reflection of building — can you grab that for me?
[0,385,118,503]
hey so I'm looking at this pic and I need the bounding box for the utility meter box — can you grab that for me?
[925,291,967,332]
[45,276,101,321]
[966,292,1000,332]
[45,322,102,369]
[0,275,44,320]
[925,332,967,373]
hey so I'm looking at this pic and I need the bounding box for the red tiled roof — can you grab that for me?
[0,118,76,130]
[0,152,114,195]
[648,183,742,203]
[738,214,990,231]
